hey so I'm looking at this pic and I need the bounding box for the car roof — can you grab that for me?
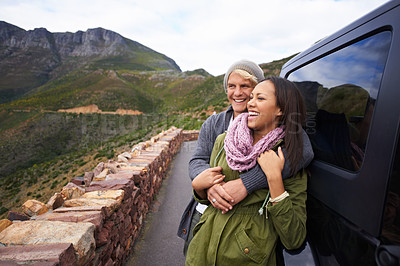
[282,0,399,72]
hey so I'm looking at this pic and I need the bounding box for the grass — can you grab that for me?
[0,110,40,132]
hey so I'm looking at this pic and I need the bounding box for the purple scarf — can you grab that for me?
[224,113,285,172]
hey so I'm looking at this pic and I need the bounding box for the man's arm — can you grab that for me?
[241,129,314,194]
[188,117,217,180]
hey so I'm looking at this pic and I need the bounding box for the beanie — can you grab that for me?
[223,59,265,93]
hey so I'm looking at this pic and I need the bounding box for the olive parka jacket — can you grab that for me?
[185,133,308,266]
[177,106,314,241]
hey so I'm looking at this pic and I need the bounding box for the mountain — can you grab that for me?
[0,21,182,104]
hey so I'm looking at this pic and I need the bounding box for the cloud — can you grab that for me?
[0,0,389,75]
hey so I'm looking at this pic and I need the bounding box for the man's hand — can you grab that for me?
[207,178,247,214]
[221,179,247,212]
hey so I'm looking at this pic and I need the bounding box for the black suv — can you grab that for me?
[279,1,400,265]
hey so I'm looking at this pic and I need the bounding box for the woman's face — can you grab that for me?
[247,80,282,136]
[226,72,255,118]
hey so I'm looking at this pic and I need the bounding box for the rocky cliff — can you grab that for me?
[0,21,181,103]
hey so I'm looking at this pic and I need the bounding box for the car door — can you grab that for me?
[280,1,400,265]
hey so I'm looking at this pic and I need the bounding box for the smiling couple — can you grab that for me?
[178,60,314,265]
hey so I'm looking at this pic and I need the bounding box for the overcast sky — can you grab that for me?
[0,0,389,76]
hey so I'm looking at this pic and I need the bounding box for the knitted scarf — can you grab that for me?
[224,113,285,172]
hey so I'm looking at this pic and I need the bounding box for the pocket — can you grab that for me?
[235,228,268,264]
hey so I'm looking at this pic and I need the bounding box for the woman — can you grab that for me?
[186,77,308,265]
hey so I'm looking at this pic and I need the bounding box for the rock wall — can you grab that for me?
[0,127,199,265]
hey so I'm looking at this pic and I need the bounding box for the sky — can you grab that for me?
[0,0,390,76]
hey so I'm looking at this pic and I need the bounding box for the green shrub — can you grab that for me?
[0,206,9,216]
[34,193,42,199]
[50,180,59,189]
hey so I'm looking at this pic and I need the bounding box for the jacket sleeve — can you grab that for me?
[267,170,308,250]
[188,116,217,181]
[192,132,227,205]
[241,129,314,194]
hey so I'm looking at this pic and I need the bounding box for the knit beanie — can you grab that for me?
[223,59,265,93]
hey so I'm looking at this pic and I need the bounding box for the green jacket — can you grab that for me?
[186,133,307,265]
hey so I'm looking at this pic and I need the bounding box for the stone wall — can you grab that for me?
[0,127,199,265]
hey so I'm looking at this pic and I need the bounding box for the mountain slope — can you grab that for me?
[0,21,181,103]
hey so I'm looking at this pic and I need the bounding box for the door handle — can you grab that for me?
[376,245,400,266]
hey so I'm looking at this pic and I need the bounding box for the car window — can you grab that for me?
[287,31,391,171]
[382,128,400,245]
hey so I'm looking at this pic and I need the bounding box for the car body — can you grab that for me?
[279,1,400,265]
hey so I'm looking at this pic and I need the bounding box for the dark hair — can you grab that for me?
[264,76,306,176]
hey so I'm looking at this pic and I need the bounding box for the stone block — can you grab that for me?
[84,172,94,187]
[127,161,150,168]
[61,183,85,200]
[64,198,119,216]
[86,179,134,192]
[93,162,105,177]
[120,166,147,173]
[93,168,109,181]
[107,171,138,180]
[0,220,95,265]
[35,211,103,230]
[22,199,48,217]
[131,142,146,152]
[182,130,199,141]
[53,206,109,217]
[8,211,30,222]
[70,176,84,186]
[120,152,132,159]
[82,190,124,204]
[0,219,12,234]
[104,160,120,174]
[96,225,111,247]
[0,243,76,265]
[117,154,129,162]
[150,135,160,143]
[132,187,140,200]
[46,192,64,210]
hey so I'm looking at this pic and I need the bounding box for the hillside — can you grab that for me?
[0,21,182,105]
[0,20,293,219]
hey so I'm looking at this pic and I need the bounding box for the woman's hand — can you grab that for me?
[257,147,285,199]
[192,166,225,191]
[192,167,225,199]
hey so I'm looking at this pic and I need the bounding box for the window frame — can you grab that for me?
[289,31,390,172]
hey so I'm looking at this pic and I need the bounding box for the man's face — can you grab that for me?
[226,72,255,118]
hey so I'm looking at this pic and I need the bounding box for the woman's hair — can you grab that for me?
[264,76,306,176]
